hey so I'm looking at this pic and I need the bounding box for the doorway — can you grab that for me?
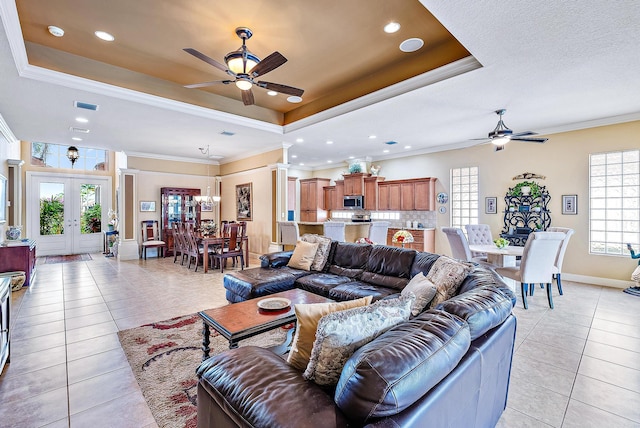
[26,172,112,256]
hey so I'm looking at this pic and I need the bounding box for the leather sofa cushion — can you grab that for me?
[410,251,441,278]
[295,273,354,297]
[329,281,399,302]
[197,346,349,428]
[223,267,306,301]
[334,310,471,423]
[260,250,293,268]
[435,285,514,340]
[331,242,371,270]
[365,245,416,280]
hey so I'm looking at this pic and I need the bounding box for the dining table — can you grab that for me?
[198,234,249,274]
[469,244,524,292]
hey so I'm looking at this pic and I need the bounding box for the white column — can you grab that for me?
[117,168,140,260]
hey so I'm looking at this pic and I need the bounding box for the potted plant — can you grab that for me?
[533,204,541,212]
[510,181,542,198]
[508,204,516,212]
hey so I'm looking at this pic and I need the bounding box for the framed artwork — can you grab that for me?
[236,183,252,221]
[201,202,213,212]
[140,201,156,212]
[562,195,578,215]
[0,173,6,224]
[485,197,497,214]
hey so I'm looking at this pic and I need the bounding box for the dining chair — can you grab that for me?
[171,222,187,265]
[495,232,565,309]
[140,220,166,260]
[546,227,575,295]
[213,223,244,273]
[442,227,476,262]
[465,224,493,260]
[368,221,390,245]
[278,221,299,250]
[323,221,346,242]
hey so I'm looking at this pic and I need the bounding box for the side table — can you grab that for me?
[103,230,119,254]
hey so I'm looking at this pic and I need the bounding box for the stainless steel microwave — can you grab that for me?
[343,195,364,209]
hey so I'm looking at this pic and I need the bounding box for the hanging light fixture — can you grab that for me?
[224,27,260,90]
[67,146,79,168]
[194,145,221,206]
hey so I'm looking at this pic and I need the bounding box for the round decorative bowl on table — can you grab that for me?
[493,238,510,249]
[0,271,26,291]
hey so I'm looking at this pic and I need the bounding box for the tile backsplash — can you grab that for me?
[393,211,437,229]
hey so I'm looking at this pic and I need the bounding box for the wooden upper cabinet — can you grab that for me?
[343,173,367,196]
[334,180,345,209]
[323,186,335,211]
[401,182,415,210]
[364,176,384,210]
[377,178,436,211]
[414,179,436,210]
[300,178,331,221]
[378,182,402,210]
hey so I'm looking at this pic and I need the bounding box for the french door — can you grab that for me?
[26,172,112,256]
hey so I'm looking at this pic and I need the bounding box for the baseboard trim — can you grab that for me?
[563,273,635,289]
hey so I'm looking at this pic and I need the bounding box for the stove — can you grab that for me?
[351,214,371,222]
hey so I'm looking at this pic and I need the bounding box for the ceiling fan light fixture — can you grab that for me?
[235,78,253,91]
[225,50,259,74]
[491,136,510,146]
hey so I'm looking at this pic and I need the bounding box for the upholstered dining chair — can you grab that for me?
[140,220,166,260]
[465,224,494,260]
[323,221,346,242]
[546,227,575,295]
[278,221,300,250]
[368,221,390,245]
[495,232,565,309]
[442,227,476,262]
[213,223,244,273]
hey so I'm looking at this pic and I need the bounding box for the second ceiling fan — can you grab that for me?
[476,109,548,151]
[183,27,304,106]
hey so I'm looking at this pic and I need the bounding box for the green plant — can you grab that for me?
[81,204,102,233]
[510,181,541,198]
[40,195,65,235]
[348,163,362,174]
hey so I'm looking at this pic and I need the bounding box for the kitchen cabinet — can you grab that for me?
[323,185,336,211]
[343,173,367,196]
[300,178,330,222]
[378,178,436,211]
[161,187,201,255]
[364,176,384,210]
[378,182,402,210]
[0,240,36,286]
[387,228,435,253]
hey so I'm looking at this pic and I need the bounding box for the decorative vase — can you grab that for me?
[5,226,22,241]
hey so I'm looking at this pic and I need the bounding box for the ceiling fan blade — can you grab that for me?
[250,52,287,77]
[511,131,537,137]
[511,137,548,143]
[257,81,304,96]
[241,89,255,106]
[184,80,232,89]
[183,48,229,73]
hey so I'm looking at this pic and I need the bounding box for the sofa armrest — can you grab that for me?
[197,346,348,428]
[260,251,294,268]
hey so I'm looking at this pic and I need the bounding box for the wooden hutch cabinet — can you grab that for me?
[160,187,201,255]
[0,240,37,287]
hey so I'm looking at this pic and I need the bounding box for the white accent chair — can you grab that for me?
[547,227,575,295]
[368,221,390,245]
[465,224,494,260]
[442,227,476,262]
[323,221,346,242]
[495,232,565,309]
[277,221,300,250]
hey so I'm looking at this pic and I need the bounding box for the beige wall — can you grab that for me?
[314,120,640,283]
[221,149,283,176]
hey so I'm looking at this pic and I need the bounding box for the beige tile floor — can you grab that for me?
[1,253,639,427]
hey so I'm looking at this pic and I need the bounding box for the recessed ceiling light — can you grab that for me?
[48,26,64,37]
[404,145,412,149]
[267,91,278,96]
[75,117,88,123]
[72,137,82,141]
[95,31,115,42]
[326,140,334,145]
[384,22,401,34]
[327,160,333,163]
[291,155,297,158]
[296,138,304,143]
[383,149,390,153]
[287,96,302,103]
[299,163,304,166]
[369,135,377,139]
[399,38,424,53]
[348,156,354,159]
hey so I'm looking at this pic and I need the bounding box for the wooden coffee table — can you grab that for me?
[198,288,334,361]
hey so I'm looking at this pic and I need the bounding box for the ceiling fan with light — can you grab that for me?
[475,109,548,151]
[183,27,304,106]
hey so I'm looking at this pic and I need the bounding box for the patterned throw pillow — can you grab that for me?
[427,256,473,307]
[401,272,437,316]
[300,234,332,271]
[287,296,373,371]
[287,240,319,271]
[303,294,414,386]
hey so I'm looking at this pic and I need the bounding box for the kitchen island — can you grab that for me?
[298,221,371,243]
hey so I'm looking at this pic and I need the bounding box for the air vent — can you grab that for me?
[384,141,398,145]
[220,131,235,136]
[70,127,90,133]
[74,101,99,111]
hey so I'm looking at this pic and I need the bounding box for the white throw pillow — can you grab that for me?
[402,272,437,316]
[287,240,319,271]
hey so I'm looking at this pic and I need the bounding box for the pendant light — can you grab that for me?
[194,145,221,206]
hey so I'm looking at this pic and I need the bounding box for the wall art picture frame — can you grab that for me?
[485,197,497,214]
[562,195,578,215]
[200,202,213,212]
[236,183,252,221]
[140,201,156,212]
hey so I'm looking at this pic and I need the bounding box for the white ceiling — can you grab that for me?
[1,0,640,169]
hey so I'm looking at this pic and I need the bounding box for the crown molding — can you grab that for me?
[0,113,18,144]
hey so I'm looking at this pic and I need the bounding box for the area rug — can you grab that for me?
[118,313,289,428]
[44,254,93,263]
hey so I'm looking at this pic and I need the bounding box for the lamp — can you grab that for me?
[194,145,221,206]
[392,229,414,248]
[67,146,79,168]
